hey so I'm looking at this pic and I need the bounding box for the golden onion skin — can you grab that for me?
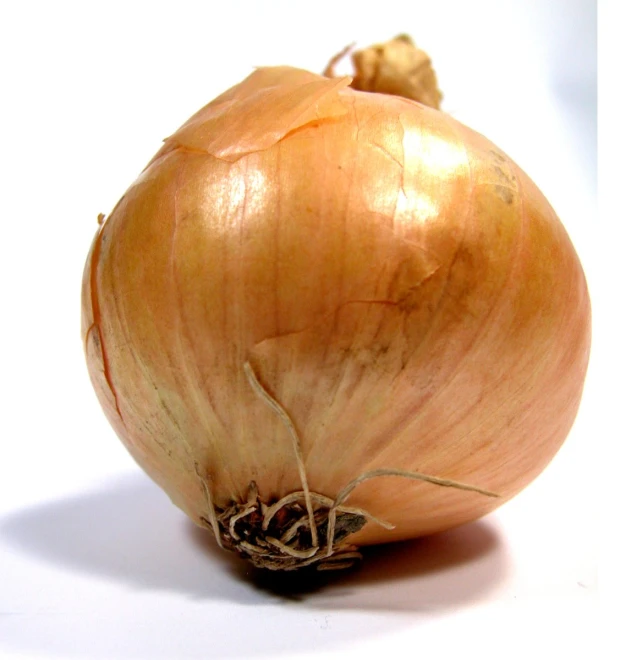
[82,68,590,547]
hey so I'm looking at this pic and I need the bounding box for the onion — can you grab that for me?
[82,43,590,571]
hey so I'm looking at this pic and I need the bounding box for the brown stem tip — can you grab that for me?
[324,34,443,109]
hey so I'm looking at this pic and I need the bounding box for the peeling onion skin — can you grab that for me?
[82,67,591,547]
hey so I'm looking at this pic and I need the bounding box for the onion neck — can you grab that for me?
[324,34,443,109]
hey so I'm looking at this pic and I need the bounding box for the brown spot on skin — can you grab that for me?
[493,165,516,186]
[495,185,514,205]
[90,325,100,350]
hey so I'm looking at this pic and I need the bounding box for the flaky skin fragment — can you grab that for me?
[82,66,590,549]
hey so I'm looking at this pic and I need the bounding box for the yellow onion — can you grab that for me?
[82,60,590,571]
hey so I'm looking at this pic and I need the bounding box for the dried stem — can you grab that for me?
[324,34,443,109]
[322,42,355,78]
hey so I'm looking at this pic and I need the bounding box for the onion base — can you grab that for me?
[200,481,369,571]
[194,362,500,571]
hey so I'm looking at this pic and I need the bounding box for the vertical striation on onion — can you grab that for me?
[82,39,591,570]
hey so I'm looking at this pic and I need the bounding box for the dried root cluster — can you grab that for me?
[202,482,370,571]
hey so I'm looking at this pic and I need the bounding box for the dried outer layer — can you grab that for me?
[82,65,591,550]
[148,67,352,164]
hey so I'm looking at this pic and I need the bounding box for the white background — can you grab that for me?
[0,1,612,658]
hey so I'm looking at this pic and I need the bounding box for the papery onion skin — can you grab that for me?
[82,66,591,549]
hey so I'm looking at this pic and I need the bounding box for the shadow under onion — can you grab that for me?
[189,514,506,608]
[2,472,509,611]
